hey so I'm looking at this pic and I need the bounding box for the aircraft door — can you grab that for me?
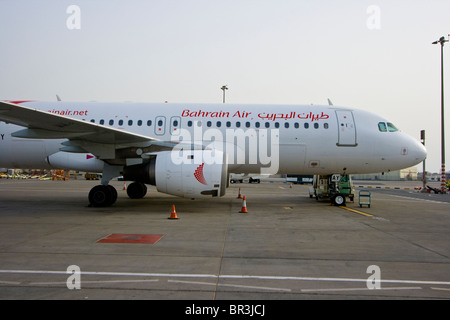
[335,110,357,146]
[155,116,166,136]
[170,116,181,136]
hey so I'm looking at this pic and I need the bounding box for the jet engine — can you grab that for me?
[123,150,228,199]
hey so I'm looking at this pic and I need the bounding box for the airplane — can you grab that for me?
[0,100,427,207]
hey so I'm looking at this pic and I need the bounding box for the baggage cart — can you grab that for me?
[359,190,371,208]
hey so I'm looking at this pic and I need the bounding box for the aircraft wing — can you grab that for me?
[0,100,172,160]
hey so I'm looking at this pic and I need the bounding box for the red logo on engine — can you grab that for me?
[194,163,207,185]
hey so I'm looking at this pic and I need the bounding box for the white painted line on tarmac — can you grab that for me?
[168,279,292,292]
[1,269,450,287]
[301,286,422,293]
[31,279,159,285]
[431,287,450,292]
[0,280,21,285]
[383,194,449,205]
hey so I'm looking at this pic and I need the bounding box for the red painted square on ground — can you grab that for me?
[97,234,164,244]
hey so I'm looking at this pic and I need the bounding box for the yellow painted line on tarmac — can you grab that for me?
[338,206,373,217]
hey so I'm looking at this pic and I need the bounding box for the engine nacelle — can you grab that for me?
[123,150,228,198]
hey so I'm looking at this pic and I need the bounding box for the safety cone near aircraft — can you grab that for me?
[237,188,242,199]
[123,182,127,190]
[168,204,179,220]
[239,196,248,213]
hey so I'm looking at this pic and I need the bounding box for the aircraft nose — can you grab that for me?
[411,139,427,164]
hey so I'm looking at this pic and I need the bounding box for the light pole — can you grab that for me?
[421,130,426,190]
[432,36,449,192]
[221,85,228,103]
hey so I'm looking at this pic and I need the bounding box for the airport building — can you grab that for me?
[352,166,419,181]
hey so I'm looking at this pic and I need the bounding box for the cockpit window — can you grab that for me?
[378,122,399,132]
[378,122,387,132]
[387,122,398,132]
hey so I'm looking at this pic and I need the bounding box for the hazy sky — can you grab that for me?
[1,0,449,172]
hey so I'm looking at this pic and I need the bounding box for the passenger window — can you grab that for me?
[207,121,212,127]
[245,122,251,128]
[265,122,270,128]
[173,120,178,127]
[118,120,124,126]
[147,120,152,126]
[236,122,241,128]
[284,123,289,128]
[137,120,142,126]
[216,121,221,128]
[226,121,231,128]
[314,123,319,129]
[188,121,193,127]
[99,119,105,125]
[304,123,309,129]
[275,122,280,128]
[294,123,299,129]
[128,120,133,126]
[90,119,95,123]
[324,123,329,129]
[109,119,114,125]
[387,122,398,132]
[255,122,260,128]
[378,122,387,132]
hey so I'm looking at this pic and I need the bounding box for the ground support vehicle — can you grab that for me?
[309,174,355,206]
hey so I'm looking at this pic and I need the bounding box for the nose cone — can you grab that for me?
[413,140,427,163]
[417,143,427,163]
[408,137,427,166]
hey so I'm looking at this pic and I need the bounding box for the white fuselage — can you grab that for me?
[0,101,426,175]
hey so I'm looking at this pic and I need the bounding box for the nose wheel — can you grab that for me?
[88,185,118,207]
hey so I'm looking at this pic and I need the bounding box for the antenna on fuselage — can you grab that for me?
[327,98,333,106]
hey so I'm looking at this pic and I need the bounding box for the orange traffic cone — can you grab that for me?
[289,183,293,189]
[123,182,127,190]
[168,204,179,219]
[237,187,242,199]
[239,196,248,213]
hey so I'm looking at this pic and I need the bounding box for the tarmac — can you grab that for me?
[0,178,449,300]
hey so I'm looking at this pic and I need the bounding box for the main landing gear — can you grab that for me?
[87,163,152,207]
[88,182,148,207]
[126,182,147,199]
[88,185,118,207]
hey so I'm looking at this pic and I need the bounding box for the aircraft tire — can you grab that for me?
[107,185,118,204]
[89,185,117,207]
[126,182,148,199]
